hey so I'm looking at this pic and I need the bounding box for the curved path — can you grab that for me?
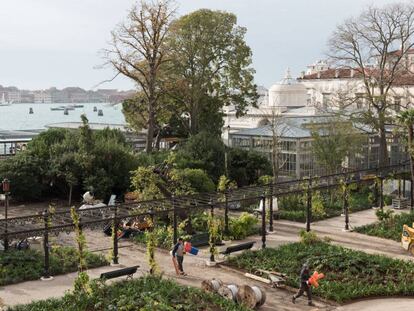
[336,298,414,311]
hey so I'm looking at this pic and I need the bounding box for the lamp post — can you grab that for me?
[2,178,10,251]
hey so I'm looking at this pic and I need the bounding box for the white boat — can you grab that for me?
[0,93,12,106]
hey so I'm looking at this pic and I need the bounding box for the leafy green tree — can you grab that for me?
[0,153,45,200]
[175,131,226,182]
[131,166,214,199]
[228,148,272,186]
[166,9,258,135]
[0,118,139,201]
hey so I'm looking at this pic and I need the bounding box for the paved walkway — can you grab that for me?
[0,207,412,310]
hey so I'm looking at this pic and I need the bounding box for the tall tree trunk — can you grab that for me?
[154,129,161,151]
[378,124,388,167]
[68,184,73,207]
[146,104,155,153]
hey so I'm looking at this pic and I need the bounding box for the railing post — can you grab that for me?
[172,196,178,244]
[269,185,274,232]
[209,201,215,262]
[42,210,51,280]
[261,193,266,249]
[224,191,229,236]
[4,191,9,251]
[306,178,312,232]
[344,181,350,231]
[112,204,119,265]
[379,175,384,211]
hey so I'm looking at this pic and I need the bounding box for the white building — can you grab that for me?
[34,91,52,104]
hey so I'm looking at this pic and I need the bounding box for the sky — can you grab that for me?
[0,0,403,91]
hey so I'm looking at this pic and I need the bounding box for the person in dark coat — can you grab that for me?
[292,262,315,306]
[172,238,186,275]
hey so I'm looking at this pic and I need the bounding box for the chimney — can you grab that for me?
[350,69,355,78]
[335,69,339,78]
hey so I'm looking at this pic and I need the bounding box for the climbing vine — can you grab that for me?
[145,218,159,275]
[70,207,91,294]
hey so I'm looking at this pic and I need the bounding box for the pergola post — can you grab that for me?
[306,178,312,232]
[42,210,51,280]
[261,193,266,249]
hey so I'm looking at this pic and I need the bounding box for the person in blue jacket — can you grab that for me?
[172,238,186,275]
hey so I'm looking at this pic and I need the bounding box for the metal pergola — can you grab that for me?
[0,162,410,277]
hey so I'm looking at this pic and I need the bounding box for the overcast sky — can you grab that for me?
[0,0,402,91]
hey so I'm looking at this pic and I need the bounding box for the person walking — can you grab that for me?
[292,262,315,306]
[172,238,186,275]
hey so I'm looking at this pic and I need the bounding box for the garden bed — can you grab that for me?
[278,188,375,222]
[0,246,108,286]
[227,241,414,303]
[355,211,414,241]
[9,275,249,311]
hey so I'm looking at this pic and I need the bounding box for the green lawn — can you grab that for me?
[228,241,414,303]
[355,211,414,241]
[9,276,250,311]
[0,246,108,286]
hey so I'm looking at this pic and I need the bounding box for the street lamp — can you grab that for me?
[2,178,10,251]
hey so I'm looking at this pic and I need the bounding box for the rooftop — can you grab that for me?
[0,129,41,142]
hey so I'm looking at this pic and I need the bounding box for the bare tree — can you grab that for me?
[259,103,288,182]
[105,0,175,153]
[328,2,414,166]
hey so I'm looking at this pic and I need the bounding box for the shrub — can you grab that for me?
[375,209,394,222]
[299,229,322,245]
[228,212,259,240]
[0,246,107,286]
[9,276,249,311]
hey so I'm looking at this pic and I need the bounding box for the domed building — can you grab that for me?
[268,68,308,108]
[223,68,313,135]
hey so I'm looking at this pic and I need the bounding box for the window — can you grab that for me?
[355,93,364,109]
[307,93,312,106]
[393,97,401,112]
[322,93,331,108]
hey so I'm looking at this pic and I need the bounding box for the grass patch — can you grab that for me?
[227,241,414,303]
[355,211,414,241]
[0,246,108,286]
[9,275,250,311]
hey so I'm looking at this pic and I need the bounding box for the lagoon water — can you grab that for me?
[0,103,126,131]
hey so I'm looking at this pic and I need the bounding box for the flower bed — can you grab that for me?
[355,211,414,241]
[0,246,108,286]
[227,241,414,303]
[9,276,249,311]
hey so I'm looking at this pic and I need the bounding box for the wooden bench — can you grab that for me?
[190,232,223,247]
[220,241,255,255]
[190,232,210,247]
[99,265,140,281]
